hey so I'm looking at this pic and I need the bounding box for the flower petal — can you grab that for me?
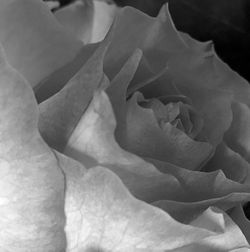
[104,5,238,146]
[203,143,250,183]
[54,0,94,43]
[225,102,250,163]
[106,48,213,170]
[122,92,213,170]
[63,80,250,220]
[63,89,187,203]
[106,48,143,140]
[0,0,83,87]
[230,205,250,243]
[103,4,187,80]
[175,207,249,251]
[39,39,110,151]
[61,162,249,251]
[0,45,66,250]
[55,0,118,43]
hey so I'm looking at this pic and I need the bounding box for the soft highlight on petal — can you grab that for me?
[39,39,110,151]
[0,44,66,251]
[62,164,249,251]
[0,0,83,87]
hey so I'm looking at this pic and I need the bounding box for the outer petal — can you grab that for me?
[103,4,187,80]
[55,0,118,43]
[173,207,250,251]
[39,38,110,151]
[203,143,250,183]
[64,89,188,203]
[230,205,250,243]
[55,0,94,43]
[63,81,250,221]
[0,46,66,250]
[0,0,83,88]
[61,162,249,251]
[104,5,244,146]
[107,47,213,170]
[225,102,250,163]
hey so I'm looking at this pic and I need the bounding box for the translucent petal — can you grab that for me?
[0,44,66,251]
[0,0,83,87]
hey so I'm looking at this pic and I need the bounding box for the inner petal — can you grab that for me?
[139,99,180,124]
[122,92,213,170]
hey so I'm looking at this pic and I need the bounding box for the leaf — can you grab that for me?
[0,44,66,250]
[0,0,83,88]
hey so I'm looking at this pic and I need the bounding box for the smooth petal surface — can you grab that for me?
[122,92,213,170]
[38,4,250,246]
[102,5,246,146]
[230,205,250,243]
[63,82,250,221]
[62,163,249,251]
[39,39,110,151]
[203,143,250,183]
[106,47,213,170]
[45,1,60,10]
[0,0,83,87]
[225,102,250,163]
[55,0,94,43]
[55,0,118,43]
[0,46,66,251]
[64,88,187,203]
[173,207,250,251]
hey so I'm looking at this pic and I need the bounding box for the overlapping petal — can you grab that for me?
[62,164,250,251]
[0,0,249,250]
[60,81,250,221]
[0,0,84,88]
[230,205,250,243]
[0,45,66,251]
[55,0,118,43]
[225,102,250,163]
[39,12,250,225]
[203,143,250,183]
[36,1,250,249]
[0,39,247,251]
[54,0,94,43]
[39,37,110,151]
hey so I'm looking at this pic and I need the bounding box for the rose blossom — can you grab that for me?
[41,0,250,221]
[0,0,249,251]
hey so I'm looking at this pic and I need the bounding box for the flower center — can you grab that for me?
[139,97,204,139]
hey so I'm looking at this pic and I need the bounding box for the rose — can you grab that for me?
[0,38,248,252]
[38,0,250,241]
[0,0,250,250]
[41,0,250,224]
[0,31,248,252]
[48,0,250,183]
